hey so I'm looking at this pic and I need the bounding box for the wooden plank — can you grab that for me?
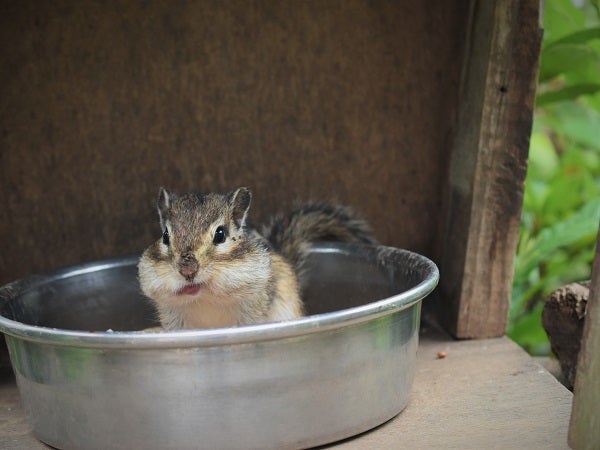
[569,228,600,449]
[438,0,543,338]
[0,0,469,286]
[0,327,573,449]
[330,326,571,449]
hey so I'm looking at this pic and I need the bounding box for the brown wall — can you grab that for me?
[0,1,468,284]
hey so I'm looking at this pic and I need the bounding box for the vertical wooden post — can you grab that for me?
[569,227,600,449]
[438,0,542,338]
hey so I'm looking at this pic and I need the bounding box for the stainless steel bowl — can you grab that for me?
[0,243,438,450]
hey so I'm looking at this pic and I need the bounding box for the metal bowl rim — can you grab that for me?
[0,243,439,349]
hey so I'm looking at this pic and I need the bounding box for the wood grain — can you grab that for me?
[569,229,600,449]
[437,0,542,338]
[329,326,572,449]
[0,0,467,284]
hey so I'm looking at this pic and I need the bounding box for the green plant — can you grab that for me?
[509,0,600,355]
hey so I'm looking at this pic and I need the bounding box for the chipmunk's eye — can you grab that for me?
[213,226,226,245]
[162,228,170,246]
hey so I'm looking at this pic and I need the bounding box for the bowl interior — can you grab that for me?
[0,244,431,332]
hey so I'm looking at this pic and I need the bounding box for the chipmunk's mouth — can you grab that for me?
[176,283,203,296]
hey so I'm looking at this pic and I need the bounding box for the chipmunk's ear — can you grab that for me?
[157,187,174,229]
[230,187,251,228]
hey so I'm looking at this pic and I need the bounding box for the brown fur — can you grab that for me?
[138,188,375,330]
[262,202,377,283]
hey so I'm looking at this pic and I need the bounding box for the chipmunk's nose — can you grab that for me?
[179,264,198,280]
[178,252,199,280]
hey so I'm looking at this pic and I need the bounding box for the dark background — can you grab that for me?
[0,1,468,284]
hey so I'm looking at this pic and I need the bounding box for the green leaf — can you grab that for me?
[513,198,600,286]
[527,132,560,180]
[544,26,600,48]
[542,175,589,221]
[543,0,587,45]
[544,246,596,286]
[510,275,544,320]
[523,179,548,217]
[508,303,551,356]
[579,147,600,171]
[584,89,600,110]
[543,101,600,150]
[560,146,600,180]
[539,43,600,82]
[536,83,600,106]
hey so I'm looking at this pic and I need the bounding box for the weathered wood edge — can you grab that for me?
[438,0,543,338]
[569,227,600,449]
[542,281,590,389]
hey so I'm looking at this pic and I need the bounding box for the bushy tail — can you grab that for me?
[262,202,377,276]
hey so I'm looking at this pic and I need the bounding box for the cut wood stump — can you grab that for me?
[542,281,590,389]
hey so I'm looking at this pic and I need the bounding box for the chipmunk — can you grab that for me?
[138,187,376,330]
